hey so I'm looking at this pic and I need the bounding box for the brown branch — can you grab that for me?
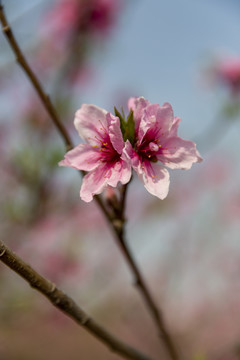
[0,4,73,152]
[116,230,179,360]
[0,240,156,360]
[0,2,110,222]
[108,185,179,360]
[0,4,179,360]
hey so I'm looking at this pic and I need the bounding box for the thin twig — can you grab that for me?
[0,5,179,360]
[119,183,129,219]
[116,230,179,360]
[0,4,73,152]
[111,184,179,360]
[0,3,110,219]
[0,240,156,360]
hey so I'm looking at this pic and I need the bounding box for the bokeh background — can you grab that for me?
[1,0,240,359]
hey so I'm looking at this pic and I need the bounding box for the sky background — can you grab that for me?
[2,0,240,139]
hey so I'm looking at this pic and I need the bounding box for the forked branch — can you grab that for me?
[0,240,156,360]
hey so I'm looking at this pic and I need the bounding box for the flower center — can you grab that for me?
[138,137,162,162]
[93,135,120,163]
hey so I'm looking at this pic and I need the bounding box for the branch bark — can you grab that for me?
[0,240,156,360]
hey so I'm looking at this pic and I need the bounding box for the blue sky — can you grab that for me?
[1,0,240,144]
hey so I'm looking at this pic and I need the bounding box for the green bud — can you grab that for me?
[125,109,135,145]
[114,106,126,136]
[114,107,135,146]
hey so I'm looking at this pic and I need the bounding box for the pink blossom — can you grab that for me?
[44,0,121,42]
[87,0,122,35]
[215,57,240,94]
[43,0,80,43]
[125,97,202,199]
[59,104,131,202]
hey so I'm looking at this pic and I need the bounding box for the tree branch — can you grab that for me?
[116,230,179,360]
[0,4,179,359]
[0,240,156,360]
[0,4,73,152]
[110,185,179,360]
[0,3,111,220]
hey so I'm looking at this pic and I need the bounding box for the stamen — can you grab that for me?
[98,120,108,134]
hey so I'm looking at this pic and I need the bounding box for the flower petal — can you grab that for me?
[107,157,132,187]
[124,140,140,169]
[128,96,149,132]
[80,164,109,202]
[107,112,124,154]
[158,136,203,169]
[59,144,101,171]
[74,104,108,145]
[136,102,174,147]
[169,117,181,137]
[138,161,170,200]
[141,102,174,141]
[124,140,169,199]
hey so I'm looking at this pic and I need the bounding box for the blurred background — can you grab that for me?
[1,0,240,359]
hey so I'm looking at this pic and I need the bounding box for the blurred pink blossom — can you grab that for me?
[215,57,240,94]
[45,0,80,41]
[87,0,122,35]
[44,0,121,41]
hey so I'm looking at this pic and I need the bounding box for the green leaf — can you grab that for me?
[125,109,135,145]
[114,107,135,145]
[114,106,126,135]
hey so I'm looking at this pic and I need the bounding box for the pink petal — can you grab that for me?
[137,161,170,200]
[124,140,169,199]
[59,144,101,171]
[137,102,174,145]
[141,102,174,140]
[158,136,203,170]
[169,117,181,137]
[128,96,149,132]
[123,140,140,169]
[108,157,132,187]
[107,112,124,154]
[80,164,109,202]
[74,104,108,145]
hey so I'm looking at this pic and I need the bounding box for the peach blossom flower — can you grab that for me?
[125,97,202,199]
[59,104,131,202]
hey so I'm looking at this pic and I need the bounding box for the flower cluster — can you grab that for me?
[59,97,202,202]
